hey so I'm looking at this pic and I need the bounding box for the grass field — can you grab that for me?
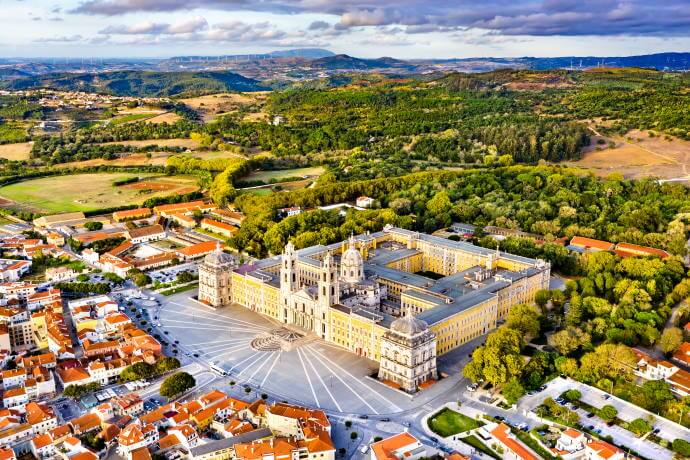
[0,142,32,161]
[461,435,500,460]
[244,166,325,183]
[181,92,269,122]
[0,121,28,144]
[109,113,156,125]
[428,408,483,437]
[567,124,690,180]
[0,173,198,213]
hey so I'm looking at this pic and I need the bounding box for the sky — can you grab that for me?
[1,0,689,59]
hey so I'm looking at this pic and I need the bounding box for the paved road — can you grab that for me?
[519,377,682,459]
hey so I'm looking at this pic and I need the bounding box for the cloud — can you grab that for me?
[69,0,690,37]
[308,20,330,31]
[35,34,84,43]
[100,16,208,35]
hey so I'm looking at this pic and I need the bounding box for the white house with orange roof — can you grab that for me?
[370,432,426,460]
[1,368,27,389]
[56,366,92,388]
[167,424,199,449]
[584,439,627,460]
[117,423,159,459]
[2,388,28,412]
[552,428,587,459]
[265,402,330,438]
[30,432,55,458]
[484,423,540,460]
[25,402,58,434]
[0,260,31,282]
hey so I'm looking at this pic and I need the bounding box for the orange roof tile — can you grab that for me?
[490,424,539,460]
[371,433,420,460]
[570,236,614,251]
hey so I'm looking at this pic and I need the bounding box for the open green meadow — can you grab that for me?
[244,166,324,183]
[0,172,197,213]
[428,408,484,437]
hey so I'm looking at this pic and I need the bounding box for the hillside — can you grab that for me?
[311,54,414,71]
[0,70,267,97]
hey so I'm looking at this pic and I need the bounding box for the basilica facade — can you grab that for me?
[198,226,550,393]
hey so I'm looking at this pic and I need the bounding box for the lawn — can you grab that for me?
[244,166,325,183]
[0,173,198,213]
[160,283,198,296]
[428,408,484,437]
[461,435,500,460]
[241,187,273,197]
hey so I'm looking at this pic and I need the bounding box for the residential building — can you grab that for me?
[200,219,239,238]
[356,196,375,208]
[127,225,166,244]
[370,432,426,460]
[0,260,31,282]
[176,241,219,260]
[153,201,215,217]
[169,214,197,229]
[487,423,539,460]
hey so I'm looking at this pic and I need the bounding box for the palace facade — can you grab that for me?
[198,225,550,393]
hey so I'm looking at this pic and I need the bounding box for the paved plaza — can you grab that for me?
[159,290,474,415]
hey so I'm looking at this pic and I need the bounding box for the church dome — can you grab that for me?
[390,313,429,336]
[340,235,364,283]
[203,244,236,268]
[341,245,362,268]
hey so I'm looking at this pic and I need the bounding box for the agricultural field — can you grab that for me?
[0,142,32,161]
[243,166,325,183]
[145,112,181,124]
[52,149,243,170]
[568,127,690,180]
[0,173,199,213]
[180,92,269,122]
[98,138,200,149]
[108,113,157,125]
[0,121,29,144]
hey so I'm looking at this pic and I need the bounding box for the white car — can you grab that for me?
[360,445,369,454]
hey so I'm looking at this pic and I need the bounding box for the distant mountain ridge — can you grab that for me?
[311,54,415,70]
[0,70,266,96]
[169,48,334,62]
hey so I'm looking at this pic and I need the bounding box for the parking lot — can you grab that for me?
[148,262,198,284]
[519,377,684,459]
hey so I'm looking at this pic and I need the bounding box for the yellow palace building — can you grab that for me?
[199,225,550,393]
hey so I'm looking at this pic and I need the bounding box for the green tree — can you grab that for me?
[120,362,155,382]
[426,191,451,216]
[563,389,582,402]
[628,418,652,436]
[598,405,618,422]
[635,380,675,414]
[502,378,525,405]
[463,327,525,386]
[534,290,551,309]
[506,304,541,341]
[659,327,683,354]
[549,327,591,356]
[672,439,690,457]
[154,357,181,374]
[160,372,196,398]
[84,221,103,231]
